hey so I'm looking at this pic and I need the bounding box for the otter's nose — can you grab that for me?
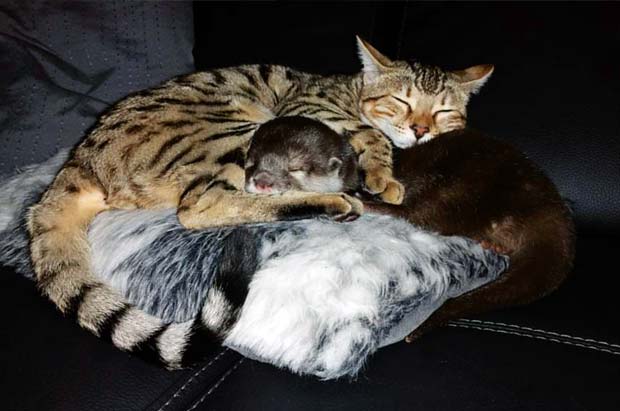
[253,172,275,193]
[411,125,430,138]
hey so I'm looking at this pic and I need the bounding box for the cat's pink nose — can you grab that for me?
[412,125,430,138]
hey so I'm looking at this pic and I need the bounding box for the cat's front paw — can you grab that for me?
[329,193,364,222]
[364,172,404,205]
[382,179,405,205]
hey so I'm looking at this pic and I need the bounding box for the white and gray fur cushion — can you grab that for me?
[0,152,509,379]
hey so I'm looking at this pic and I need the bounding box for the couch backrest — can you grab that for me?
[0,0,195,175]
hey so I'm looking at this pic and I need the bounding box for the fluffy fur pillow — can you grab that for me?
[0,152,509,379]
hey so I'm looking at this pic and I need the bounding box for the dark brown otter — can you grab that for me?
[365,128,576,340]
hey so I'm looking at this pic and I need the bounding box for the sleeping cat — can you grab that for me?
[26,36,494,367]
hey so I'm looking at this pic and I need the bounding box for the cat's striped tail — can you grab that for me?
[26,162,224,369]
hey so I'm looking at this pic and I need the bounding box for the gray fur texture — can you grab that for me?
[0,150,69,278]
[0,151,509,379]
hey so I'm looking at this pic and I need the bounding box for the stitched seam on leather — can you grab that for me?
[158,348,229,411]
[448,323,620,356]
[452,319,620,349]
[186,358,245,411]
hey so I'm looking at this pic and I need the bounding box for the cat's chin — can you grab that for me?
[417,133,435,145]
[389,134,418,149]
[360,114,417,148]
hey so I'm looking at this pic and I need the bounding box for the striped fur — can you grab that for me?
[1,154,509,378]
[24,38,493,369]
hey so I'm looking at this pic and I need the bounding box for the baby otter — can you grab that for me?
[245,116,359,195]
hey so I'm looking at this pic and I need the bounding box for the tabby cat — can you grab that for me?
[27,36,493,368]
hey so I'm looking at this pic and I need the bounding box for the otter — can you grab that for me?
[366,129,575,340]
[245,116,359,195]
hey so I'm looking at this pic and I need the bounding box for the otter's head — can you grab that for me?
[245,117,357,195]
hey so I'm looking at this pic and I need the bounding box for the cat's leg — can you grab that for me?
[177,164,363,229]
[349,128,404,205]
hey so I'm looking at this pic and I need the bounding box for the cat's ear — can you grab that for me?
[450,64,494,94]
[328,157,343,175]
[356,35,394,83]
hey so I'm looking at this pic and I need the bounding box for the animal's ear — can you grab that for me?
[328,157,343,174]
[356,35,394,84]
[450,64,494,94]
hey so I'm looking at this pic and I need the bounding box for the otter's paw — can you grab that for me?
[479,240,509,255]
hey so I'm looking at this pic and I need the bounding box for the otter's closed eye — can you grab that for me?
[288,159,308,172]
[289,170,306,180]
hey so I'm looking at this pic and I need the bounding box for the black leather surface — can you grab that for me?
[1,2,619,411]
[206,330,619,411]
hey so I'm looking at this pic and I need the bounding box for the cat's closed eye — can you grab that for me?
[391,96,410,106]
[373,105,397,117]
[372,98,405,118]
[432,109,460,118]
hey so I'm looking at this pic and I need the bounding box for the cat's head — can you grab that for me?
[356,36,493,148]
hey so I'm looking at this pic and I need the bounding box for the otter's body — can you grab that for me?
[367,129,575,338]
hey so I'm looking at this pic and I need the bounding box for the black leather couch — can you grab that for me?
[1,2,619,410]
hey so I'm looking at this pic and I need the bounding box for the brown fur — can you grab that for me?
[365,129,576,340]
